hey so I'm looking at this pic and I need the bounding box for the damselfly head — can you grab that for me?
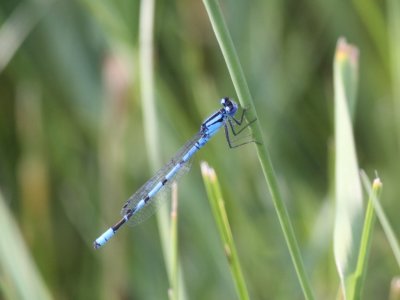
[221,97,238,115]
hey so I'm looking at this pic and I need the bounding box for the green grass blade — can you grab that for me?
[352,0,389,74]
[139,0,160,170]
[139,1,186,298]
[387,0,400,147]
[0,190,52,300]
[168,182,179,300]
[201,162,250,300]
[202,1,314,299]
[0,0,53,73]
[360,172,400,268]
[332,37,363,299]
[139,0,170,286]
[139,0,169,275]
[353,172,383,299]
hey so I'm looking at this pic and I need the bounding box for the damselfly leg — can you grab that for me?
[224,107,260,148]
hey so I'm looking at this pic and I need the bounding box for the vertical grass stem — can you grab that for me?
[202,1,314,299]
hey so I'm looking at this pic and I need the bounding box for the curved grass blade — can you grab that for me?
[0,190,52,300]
[0,0,54,73]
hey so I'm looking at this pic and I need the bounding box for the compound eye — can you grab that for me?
[221,96,230,106]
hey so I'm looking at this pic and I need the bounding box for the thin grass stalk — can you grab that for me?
[201,162,250,300]
[202,1,314,299]
[360,172,400,267]
[387,0,400,151]
[168,182,179,300]
[139,0,170,278]
[352,172,382,299]
[139,1,186,298]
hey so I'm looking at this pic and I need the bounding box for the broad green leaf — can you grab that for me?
[333,37,362,299]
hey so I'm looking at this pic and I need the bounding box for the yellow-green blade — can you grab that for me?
[0,190,52,300]
[333,37,363,299]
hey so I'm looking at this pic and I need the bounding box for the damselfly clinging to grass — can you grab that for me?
[93,97,256,249]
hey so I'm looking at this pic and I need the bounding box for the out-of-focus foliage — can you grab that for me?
[0,0,398,299]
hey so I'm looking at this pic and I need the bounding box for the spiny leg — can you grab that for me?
[228,106,257,135]
[224,123,260,148]
[225,108,262,147]
[228,117,258,136]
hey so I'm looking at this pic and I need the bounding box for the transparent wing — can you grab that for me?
[120,132,202,226]
[125,161,191,226]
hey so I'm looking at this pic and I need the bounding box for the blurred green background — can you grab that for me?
[0,0,399,299]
